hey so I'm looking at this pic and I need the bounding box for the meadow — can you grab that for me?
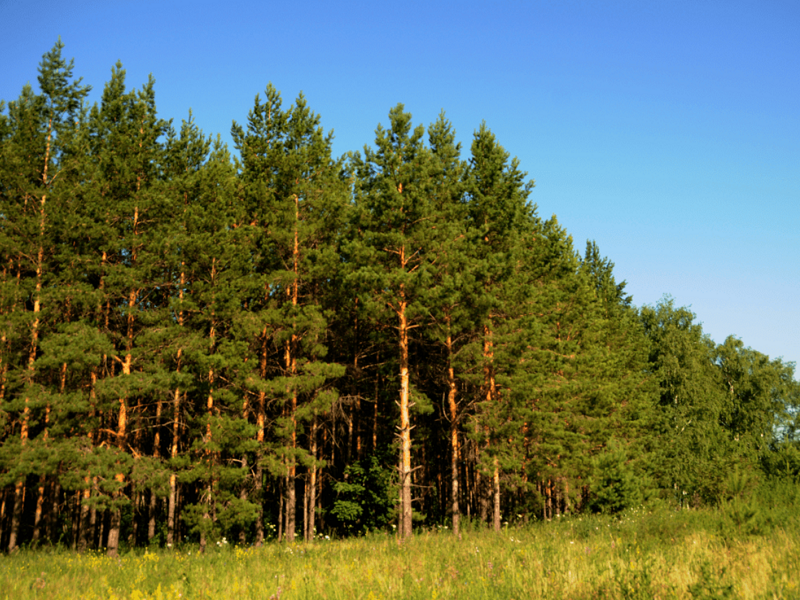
[2,499,799,600]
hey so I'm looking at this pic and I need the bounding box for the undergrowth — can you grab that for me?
[1,491,798,599]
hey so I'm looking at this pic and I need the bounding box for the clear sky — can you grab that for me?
[2,0,798,370]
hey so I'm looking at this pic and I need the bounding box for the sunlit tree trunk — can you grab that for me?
[398,269,412,539]
[445,315,460,536]
[254,326,268,546]
[9,120,53,552]
[148,394,162,543]
[482,322,502,532]
[200,258,217,554]
[167,267,185,547]
[284,197,300,543]
[108,201,142,556]
[305,415,318,542]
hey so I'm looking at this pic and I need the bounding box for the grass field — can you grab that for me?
[2,503,799,599]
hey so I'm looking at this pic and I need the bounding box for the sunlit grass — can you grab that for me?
[2,505,798,599]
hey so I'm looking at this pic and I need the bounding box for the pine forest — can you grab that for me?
[1,42,798,556]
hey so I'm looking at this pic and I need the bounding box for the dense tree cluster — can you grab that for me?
[1,42,798,554]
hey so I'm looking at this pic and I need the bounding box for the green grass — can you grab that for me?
[2,505,799,599]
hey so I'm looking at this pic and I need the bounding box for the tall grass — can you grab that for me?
[2,499,798,599]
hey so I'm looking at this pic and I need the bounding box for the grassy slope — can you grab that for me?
[2,503,799,600]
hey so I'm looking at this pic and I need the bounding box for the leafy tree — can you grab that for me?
[641,298,731,505]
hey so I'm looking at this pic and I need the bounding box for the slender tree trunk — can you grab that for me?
[493,458,501,532]
[69,491,80,550]
[167,268,185,547]
[398,275,412,539]
[302,475,309,543]
[108,202,140,557]
[483,322,502,532]
[306,415,317,542]
[254,326,268,546]
[200,258,219,553]
[80,253,106,553]
[32,368,56,544]
[90,479,99,549]
[445,316,460,536]
[0,488,7,549]
[31,470,48,543]
[146,487,157,544]
[12,119,54,549]
[285,341,297,542]
[148,374,163,543]
[78,485,92,552]
[284,196,300,543]
[0,332,7,404]
[238,385,251,546]
[107,289,135,557]
[0,264,7,399]
[201,327,216,552]
[10,191,48,551]
[98,508,107,550]
[373,375,379,451]
[277,481,284,543]
[8,481,24,552]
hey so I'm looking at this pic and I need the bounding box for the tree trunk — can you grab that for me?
[373,376,379,451]
[254,464,264,546]
[167,368,182,544]
[445,317,460,536]
[149,370,163,543]
[107,288,135,558]
[78,485,92,552]
[8,481,24,552]
[254,325,268,546]
[483,322,502,532]
[69,490,80,550]
[201,312,216,554]
[277,481,284,543]
[10,119,53,551]
[306,415,317,542]
[284,196,300,543]
[398,279,412,539]
[108,203,140,558]
[492,458,501,532]
[167,254,186,547]
[107,506,121,555]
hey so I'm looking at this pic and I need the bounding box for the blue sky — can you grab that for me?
[2,0,798,370]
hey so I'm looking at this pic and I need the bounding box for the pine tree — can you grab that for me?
[82,63,169,555]
[232,86,347,543]
[348,105,441,538]
[462,122,535,531]
[0,39,89,551]
[422,112,471,535]
[159,112,215,546]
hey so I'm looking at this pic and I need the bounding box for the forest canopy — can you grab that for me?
[1,41,798,555]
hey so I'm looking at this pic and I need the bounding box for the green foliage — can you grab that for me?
[331,454,396,534]
[589,441,643,514]
[1,40,798,553]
